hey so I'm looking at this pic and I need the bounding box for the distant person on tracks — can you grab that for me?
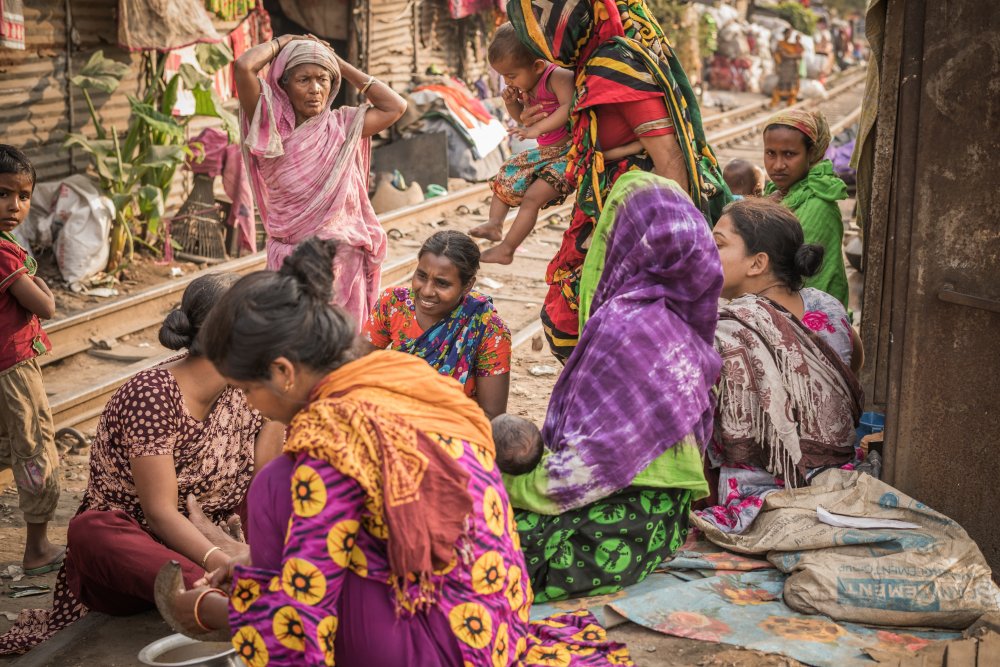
[157,238,633,666]
[359,230,511,419]
[0,273,285,655]
[771,29,804,108]
[697,198,862,533]
[234,33,407,329]
[0,146,64,581]
[506,0,730,362]
[762,109,850,307]
[505,174,721,601]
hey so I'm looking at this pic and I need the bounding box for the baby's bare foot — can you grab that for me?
[469,222,503,242]
[480,245,515,265]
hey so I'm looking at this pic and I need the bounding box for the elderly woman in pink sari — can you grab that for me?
[234,34,407,327]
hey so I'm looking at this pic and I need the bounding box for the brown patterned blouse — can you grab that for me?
[80,366,263,530]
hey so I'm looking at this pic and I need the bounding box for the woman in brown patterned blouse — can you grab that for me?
[0,272,285,656]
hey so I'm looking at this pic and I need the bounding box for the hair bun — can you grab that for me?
[159,309,194,350]
[794,243,825,279]
[278,238,337,303]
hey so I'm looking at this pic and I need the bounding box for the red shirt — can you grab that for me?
[596,97,675,149]
[0,236,51,372]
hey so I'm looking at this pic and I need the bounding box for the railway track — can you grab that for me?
[45,67,867,433]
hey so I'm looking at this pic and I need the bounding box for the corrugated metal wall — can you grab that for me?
[0,1,71,181]
[364,0,497,94]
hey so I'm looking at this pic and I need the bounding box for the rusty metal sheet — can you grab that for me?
[0,0,70,181]
[861,0,1000,572]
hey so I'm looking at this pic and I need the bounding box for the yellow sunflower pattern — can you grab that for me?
[571,623,607,643]
[271,606,306,652]
[524,644,572,667]
[472,551,508,595]
[316,615,339,666]
[231,578,261,614]
[431,432,464,459]
[326,519,369,576]
[281,557,327,606]
[483,485,506,537]
[226,449,635,666]
[492,622,510,667]
[291,464,327,517]
[505,565,526,612]
[232,626,270,667]
[606,647,634,665]
[473,443,496,472]
[449,602,494,649]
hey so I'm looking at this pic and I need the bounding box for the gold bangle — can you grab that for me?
[201,545,222,569]
[360,76,377,96]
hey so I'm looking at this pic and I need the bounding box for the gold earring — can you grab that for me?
[284,381,292,393]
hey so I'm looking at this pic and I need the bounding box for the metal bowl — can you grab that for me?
[137,633,238,667]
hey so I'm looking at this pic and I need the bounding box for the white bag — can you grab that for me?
[31,175,114,288]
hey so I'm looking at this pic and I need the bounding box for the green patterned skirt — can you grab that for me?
[515,487,692,603]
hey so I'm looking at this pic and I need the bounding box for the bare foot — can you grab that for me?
[480,245,516,265]
[469,222,504,242]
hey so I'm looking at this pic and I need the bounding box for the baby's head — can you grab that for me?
[0,145,36,235]
[723,159,766,198]
[489,23,547,93]
[492,414,543,476]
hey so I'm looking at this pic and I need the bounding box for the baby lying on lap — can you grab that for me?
[492,414,543,475]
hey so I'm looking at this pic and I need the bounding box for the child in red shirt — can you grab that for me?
[0,145,64,575]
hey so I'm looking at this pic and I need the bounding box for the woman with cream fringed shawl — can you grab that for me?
[234,34,407,329]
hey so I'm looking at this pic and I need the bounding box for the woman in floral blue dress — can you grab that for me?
[361,230,511,418]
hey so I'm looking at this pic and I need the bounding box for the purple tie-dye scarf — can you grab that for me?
[541,178,723,512]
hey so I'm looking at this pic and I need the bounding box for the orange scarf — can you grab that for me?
[283,350,493,605]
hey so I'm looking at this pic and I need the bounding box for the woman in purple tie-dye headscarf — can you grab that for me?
[504,172,723,602]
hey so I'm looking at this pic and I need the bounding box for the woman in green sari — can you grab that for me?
[763,109,850,307]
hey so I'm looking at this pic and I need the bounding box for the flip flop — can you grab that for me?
[23,548,66,576]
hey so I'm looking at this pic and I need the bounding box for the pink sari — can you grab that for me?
[241,42,387,329]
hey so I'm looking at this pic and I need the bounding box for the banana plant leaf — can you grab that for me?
[71,51,130,94]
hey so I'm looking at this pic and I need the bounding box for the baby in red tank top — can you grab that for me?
[470,24,576,265]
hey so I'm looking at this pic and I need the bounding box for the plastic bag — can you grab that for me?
[30,175,114,288]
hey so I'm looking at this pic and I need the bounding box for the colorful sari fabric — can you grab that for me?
[540,176,721,512]
[362,287,511,397]
[241,40,386,328]
[508,0,729,358]
[516,488,692,602]
[227,350,634,665]
[697,295,863,533]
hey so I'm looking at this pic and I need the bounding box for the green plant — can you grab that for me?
[65,45,237,272]
[773,1,819,35]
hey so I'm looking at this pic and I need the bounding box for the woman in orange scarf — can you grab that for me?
[158,239,632,666]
